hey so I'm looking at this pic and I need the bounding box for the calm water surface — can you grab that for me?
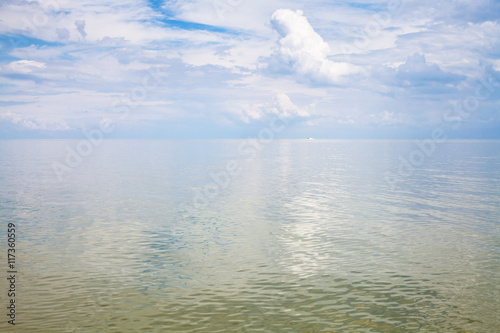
[0,140,499,332]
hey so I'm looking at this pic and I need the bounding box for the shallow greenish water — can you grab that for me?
[0,140,499,332]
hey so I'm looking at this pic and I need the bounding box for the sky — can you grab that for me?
[0,0,499,139]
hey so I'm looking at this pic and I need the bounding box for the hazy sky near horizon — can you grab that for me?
[0,0,499,139]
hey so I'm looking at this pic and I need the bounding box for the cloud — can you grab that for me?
[6,60,46,73]
[396,53,466,87]
[368,110,401,126]
[232,93,313,123]
[400,0,500,25]
[74,20,87,39]
[0,0,499,138]
[269,9,359,84]
[268,93,311,118]
[56,28,70,41]
[0,111,70,131]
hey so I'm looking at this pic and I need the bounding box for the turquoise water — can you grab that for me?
[0,139,499,332]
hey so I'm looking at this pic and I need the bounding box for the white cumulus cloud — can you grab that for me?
[267,93,311,118]
[270,9,359,84]
[232,93,312,123]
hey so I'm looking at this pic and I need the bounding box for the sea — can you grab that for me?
[0,139,499,332]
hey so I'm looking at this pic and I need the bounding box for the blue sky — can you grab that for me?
[0,0,499,139]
